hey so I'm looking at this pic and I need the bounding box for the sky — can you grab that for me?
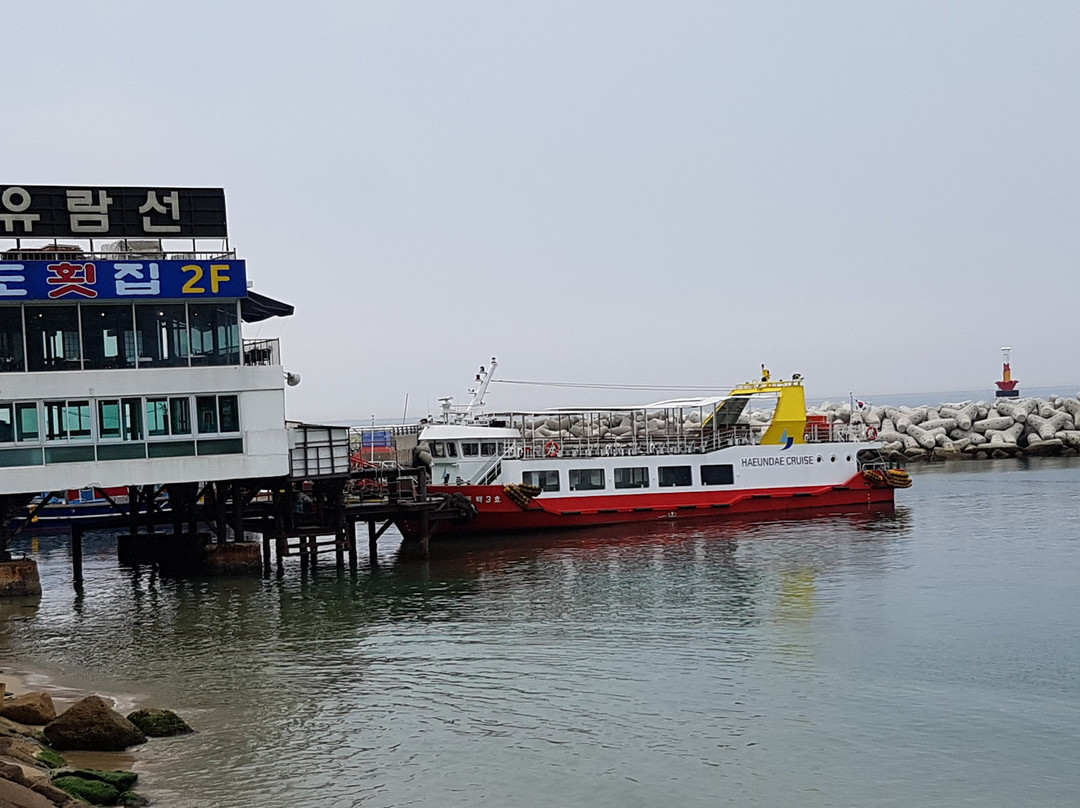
[4,2,1078,422]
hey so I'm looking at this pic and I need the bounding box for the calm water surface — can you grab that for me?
[2,458,1079,807]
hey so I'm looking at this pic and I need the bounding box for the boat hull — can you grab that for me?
[401,471,893,538]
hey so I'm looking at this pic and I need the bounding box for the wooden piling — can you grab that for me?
[71,525,83,585]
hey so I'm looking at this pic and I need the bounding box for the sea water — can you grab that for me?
[2,458,1079,807]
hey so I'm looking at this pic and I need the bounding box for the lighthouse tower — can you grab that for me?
[995,346,1020,398]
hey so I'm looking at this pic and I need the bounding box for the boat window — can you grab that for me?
[614,467,649,489]
[431,441,445,458]
[0,307,25,372]
[658,465,692,487]
[523,469,560,492]
[462,442,479,457]
[445,442,458,458]
[569,468,605,491]
[81,304,136,370]
[480,442,497,456]
[701,464,735,485]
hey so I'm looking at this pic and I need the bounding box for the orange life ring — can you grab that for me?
[544,440,560,457]
[866,427,879,440]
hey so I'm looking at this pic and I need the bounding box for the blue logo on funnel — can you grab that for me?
[779,429,794,450]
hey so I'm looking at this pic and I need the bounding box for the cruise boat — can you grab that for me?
[400,361,909,538]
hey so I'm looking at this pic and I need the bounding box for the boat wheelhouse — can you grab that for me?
[400,360,907,537]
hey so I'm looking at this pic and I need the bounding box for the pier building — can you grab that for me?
[0,184,468,593]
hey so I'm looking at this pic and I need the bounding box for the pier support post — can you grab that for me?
[261,518,271,577]
[368,521,378,567]
[347,519,358,570]
[71,525,83,587]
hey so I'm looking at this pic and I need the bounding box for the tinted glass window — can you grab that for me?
[218,395,240,433]
[196,396,218,433]
[701,464,735,485]
[0,307,25,372]
[658,465,692,487]
[188,303,239,366]
[81,304,135,370]
[523,469,560,492]
[569,468,605,491]
[614,467,649,489]
[26,306,80,371]
[135,304,189,367]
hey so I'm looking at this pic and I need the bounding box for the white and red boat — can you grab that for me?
[402,360,909,538]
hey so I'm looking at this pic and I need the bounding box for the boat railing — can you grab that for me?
[468,450,509,485]
[508,419,866,459]
[513,425,766,460]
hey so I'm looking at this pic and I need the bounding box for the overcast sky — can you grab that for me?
[6,2,1078,421]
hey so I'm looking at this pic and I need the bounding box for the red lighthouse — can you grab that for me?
[995,346,1019,398]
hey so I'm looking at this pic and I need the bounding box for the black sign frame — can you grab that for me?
[0,185,228,238]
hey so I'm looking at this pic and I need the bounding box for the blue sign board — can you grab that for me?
[0,259,247,301]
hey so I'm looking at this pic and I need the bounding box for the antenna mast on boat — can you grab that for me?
[439,357,498,423]
[463,358,497,421]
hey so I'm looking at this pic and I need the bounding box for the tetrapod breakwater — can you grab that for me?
[806,394,1080,461]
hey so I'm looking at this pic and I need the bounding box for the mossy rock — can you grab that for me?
[126,708,193,737]
[69,767,138,791]
[35,746,66,768]
[118,791,151,807]
[52,775,121,805]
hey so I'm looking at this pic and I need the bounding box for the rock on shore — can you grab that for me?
[1,679,194,806]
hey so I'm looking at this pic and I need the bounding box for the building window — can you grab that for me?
[170,397,192,435]
[658,465,692,487]
[99,399,143,441]
[135,303,189,368]
[145,398,170,437]
[15,403,38,442]
[0,404,13,442]
[26,306,81,371]
[0,308,25,373]
[45,400,92,441]
[188,302,240,366]
[196,396,218,433]
[218,395,240,433]
[523,469,560,492]
[701,464,735,485]
[569,468,605,491]
[614,467,649,489]
[81,304,136,370]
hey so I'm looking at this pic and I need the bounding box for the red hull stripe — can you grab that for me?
[400,473,894,538]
